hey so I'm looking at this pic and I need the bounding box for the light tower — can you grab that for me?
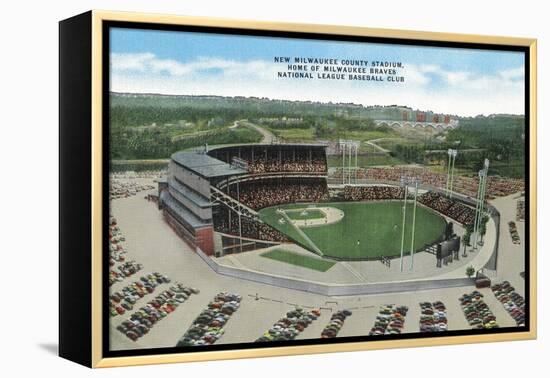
[236,179,243,253]
[445,149,452,196]
[471,169,483,252]
[339,139,360,185]
[472,158,490,251]
[409,178,420,270]
[399,176,409,272]
[341,140,346,185]
[448,149,458,199]
[397,176,421,272]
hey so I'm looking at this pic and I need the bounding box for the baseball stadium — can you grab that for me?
[154,142,505,295]
[104,25,531,351]
[109,137,526,351]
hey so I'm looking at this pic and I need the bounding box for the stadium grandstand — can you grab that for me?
[158,143,498,266]
[158,144,329,255]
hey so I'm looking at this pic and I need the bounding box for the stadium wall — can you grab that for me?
[196,247,475,296]
[163,210,215,255]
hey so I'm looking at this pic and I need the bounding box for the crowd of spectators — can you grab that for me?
[486,177,525,197]
[211,147,327,174]
[418,192,476,225]
[331,167,524,199]
[229,178,329,211]
[214,208,289,242]
[343,185,404,201]
[247,157,326,174]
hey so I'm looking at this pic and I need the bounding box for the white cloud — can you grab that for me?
[403,64,432,85]
[111,53,276,79]
[443,71,472,85]
[110,53,525,116]
[499,66,524,80]
[110,52,155,72]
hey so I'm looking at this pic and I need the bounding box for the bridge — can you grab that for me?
[374,119,458,129]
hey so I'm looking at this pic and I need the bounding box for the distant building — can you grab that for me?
[416,112,427,122]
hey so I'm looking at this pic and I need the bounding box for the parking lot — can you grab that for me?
[109,179,525,351]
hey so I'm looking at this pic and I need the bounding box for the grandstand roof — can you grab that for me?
[171,151,247,178]
[209,143,327,151]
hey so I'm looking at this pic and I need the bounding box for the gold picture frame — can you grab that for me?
[59,10,537,368]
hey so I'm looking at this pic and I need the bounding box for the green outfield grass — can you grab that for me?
[260,249,336,272]
[259,201,446,260]
[284,208,325,221]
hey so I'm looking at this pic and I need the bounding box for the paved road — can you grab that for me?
[240,121,277,143]
[363,138,395,153]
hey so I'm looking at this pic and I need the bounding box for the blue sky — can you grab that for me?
[110,27,525,116]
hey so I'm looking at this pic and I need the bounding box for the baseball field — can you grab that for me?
[259,201,447,260]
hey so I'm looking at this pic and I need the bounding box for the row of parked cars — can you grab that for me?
[109,242,127,266]
[109,218,127,267]
[176,292,242,347]
[110,180,155,200]
[419,301,448,332]
[109,261,144,286]
[117,284,200,341]
[110,171,166,180]
[491,281,525,326]
[369,305,409,335]
[110,272,171,317]
[508,221,521,244]
[321,309,352,338]
[459,291,498,329]
[256,307,321,342]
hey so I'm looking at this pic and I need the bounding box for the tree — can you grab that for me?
[466,266,476,278]
[464,223,477,252]
[479,215,489,244]
[462,231,471,257]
